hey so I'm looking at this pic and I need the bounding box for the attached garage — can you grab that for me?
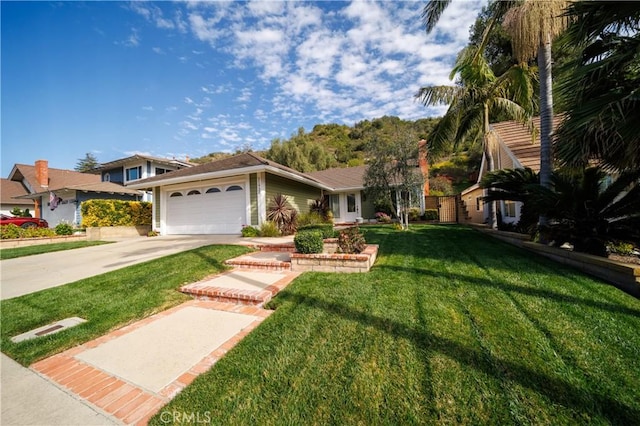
[165,183,245,234]
[127,153,331,235]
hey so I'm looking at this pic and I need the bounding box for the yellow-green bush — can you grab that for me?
[1,224,56,239]
[81,200,151,227]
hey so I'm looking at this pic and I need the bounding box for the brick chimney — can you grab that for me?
[35,160,49,188]
[418,140,429,196]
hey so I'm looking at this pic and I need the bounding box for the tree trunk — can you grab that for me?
[483,103,498,229]
[538,37,554,233]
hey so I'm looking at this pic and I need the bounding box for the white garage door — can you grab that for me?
[166,184,245,234]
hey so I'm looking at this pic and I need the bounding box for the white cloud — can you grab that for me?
[133,0,484,154]
[152,47,165,55]
[142,106,154,111]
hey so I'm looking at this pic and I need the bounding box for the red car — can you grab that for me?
[0,214,49,229]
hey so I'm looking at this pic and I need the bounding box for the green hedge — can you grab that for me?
[423,209,438,221]
[294,230,324,254]
[81,200,152,227]
[297,223,334,239]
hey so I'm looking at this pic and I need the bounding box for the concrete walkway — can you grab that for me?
[0,235,296,425]
[1,354,117,425]
[0,234,292,300]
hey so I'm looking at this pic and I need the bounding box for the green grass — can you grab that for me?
[151,225,640,425]
[0,244,251,365]
[0,241,112,260]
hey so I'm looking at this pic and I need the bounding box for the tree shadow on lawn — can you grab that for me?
[374,264,640,319]
[276,291,639,424]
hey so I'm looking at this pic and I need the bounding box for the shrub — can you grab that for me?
[375,212,392,223]
[297,212,325,227]
[1,225,56,239]
[393,222,404,231]
[294,230,324,254]
[338,226,366,254]
[298,223,334,239]
[408,208,421,222]
[608,242,635,256]
[309,198,332,222]
[267,194,297,235]
[1,224,21,240]
[423,209,438,220]
[258,221,281,237]
[54,222,74,236]
[81,200,151,227]
[241,225,259,237]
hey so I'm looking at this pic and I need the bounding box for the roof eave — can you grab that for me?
[127,164,333,191]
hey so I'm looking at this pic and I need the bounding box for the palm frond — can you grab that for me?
[414,85,461,106]
[422,0,453,34]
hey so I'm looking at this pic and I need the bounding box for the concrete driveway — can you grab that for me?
[0,235,246,300]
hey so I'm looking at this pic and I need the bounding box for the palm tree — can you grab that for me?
[501,1,569,230]
[480,166,640,256]
[554,2,640,172]
[416,45,536,228]
[423,0,568,232]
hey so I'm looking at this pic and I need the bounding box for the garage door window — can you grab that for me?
[206,188,221,193]
[170,192,183,197]
[226,185,243,191]
[187,190,201,196]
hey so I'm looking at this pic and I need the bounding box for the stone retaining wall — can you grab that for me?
[290,244,378,273]
[0,234,87,249]
[86,226,151,241]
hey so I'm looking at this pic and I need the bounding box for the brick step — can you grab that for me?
[257,243,296,253]
[179,285,275,306]
[224,258,292,271]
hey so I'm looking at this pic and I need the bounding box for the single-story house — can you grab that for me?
[87,154,193,202]
[461,116,561,225]
[1,178,34,215]
[8,160,142,227]
[127,152,425,235]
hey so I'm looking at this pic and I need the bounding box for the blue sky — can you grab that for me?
[1,0,484,175]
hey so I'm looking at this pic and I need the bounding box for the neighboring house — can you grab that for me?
[0,178,33,215]
[87,155,193,202]
[461,117,561,225]
[127,152,426,235]
[7,160,142,227]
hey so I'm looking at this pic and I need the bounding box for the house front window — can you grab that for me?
[347,193,357,213]
[329,194,340,218]
[126,166,142,181]
[504,200,517,218]
[155,167,168,175]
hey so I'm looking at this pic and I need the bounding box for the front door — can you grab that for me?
[344,192,360,223]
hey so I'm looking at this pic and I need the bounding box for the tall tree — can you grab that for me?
[554,2,640,173]
[502,0,569,230]
[416,45,536,228]
[364,130,422,229]
[423,0,568,232]
[75,153,99,172]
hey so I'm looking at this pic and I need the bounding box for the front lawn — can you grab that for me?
[152,225,640,425]
[0,244,251,365]
[0,240,112,260]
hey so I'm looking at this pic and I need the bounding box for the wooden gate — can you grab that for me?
[425,195,460,223]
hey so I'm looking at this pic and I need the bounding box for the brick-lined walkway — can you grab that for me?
[31,301,273,425]
[180,270,301,305]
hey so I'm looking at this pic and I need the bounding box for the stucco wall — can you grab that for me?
[460,186,486,224]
